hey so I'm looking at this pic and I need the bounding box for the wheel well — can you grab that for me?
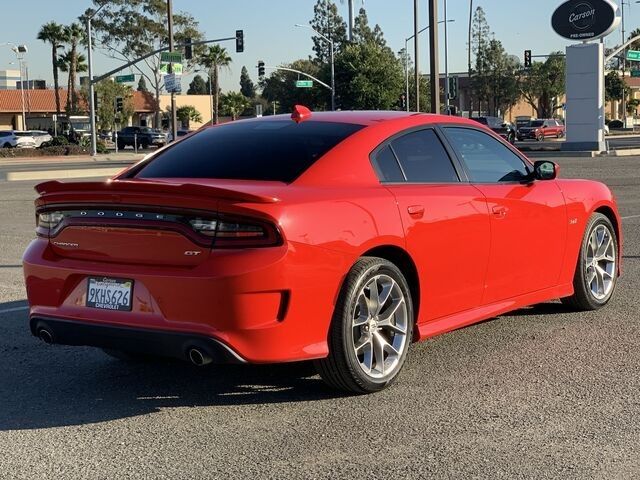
[362,245,420,322]
[595,206,620,243]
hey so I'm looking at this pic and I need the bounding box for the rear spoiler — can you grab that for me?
[34,180,279,204]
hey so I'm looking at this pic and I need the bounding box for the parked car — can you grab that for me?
[115,126,166,150]
[24,109,621,393]
[0,130,36,149]
[517,119,565,141]
[166,129,191,143]
[21,130,53,148]
[471,116,516,144]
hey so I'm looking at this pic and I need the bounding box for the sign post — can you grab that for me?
[551,0,621,152]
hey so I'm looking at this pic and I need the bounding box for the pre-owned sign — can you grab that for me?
[551,0,620,42]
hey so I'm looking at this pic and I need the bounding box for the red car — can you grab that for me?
[23,108,621,393]
[517,118,565,141]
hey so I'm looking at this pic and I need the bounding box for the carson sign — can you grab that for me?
[551,0,620,41]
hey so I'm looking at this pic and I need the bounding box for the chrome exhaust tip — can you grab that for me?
[38,328,54,344]
[188,347,212,366]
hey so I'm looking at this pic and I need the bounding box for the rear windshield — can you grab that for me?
[135,120,364,183]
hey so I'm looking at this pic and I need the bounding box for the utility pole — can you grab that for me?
[468,0,473,115]
[428,0,440,114]
[87,16,97,156]
[167,0,178,140]
[621,0,627,127]
[348,0,355,41]
[444,0,450,114]
[414,0,420,112]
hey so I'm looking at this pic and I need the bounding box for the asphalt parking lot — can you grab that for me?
[0,156,638,479]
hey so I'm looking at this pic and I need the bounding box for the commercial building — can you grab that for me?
[0,70,21,90]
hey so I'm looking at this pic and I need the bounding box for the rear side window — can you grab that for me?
[372,145,405,182]
[136,120,364,183]
[389,129,459,183]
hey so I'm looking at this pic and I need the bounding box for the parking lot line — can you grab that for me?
[622,214,640,219]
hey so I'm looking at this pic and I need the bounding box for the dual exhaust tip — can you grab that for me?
[36,325,214,367]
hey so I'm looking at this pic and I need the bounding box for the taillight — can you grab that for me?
[190,216,281,247]
[37,211,64,229]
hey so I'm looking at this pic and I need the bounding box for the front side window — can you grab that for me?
[389,129,459,183]
[443,127,530,183]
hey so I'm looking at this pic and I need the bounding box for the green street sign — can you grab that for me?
[626,50,640,61]
[295,80,313,88]
[161,51,183,63]
[160,63,183,75]
[115,74,135,83]
[632,70,640,78]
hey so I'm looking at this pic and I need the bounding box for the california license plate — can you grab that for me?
[86,277,133,311]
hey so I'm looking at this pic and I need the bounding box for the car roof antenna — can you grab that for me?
[291,105,312,124]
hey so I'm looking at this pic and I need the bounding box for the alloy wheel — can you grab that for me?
[585,224,616,300]
[351,274,408,379]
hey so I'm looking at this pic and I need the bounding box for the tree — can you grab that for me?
[176,105,202,128]
[628,28,640,52]
[58,51,88,114]
[335,41,404,110]
[62,23,85,114]
[470,6,493,112]
[89,0,205,126]
[85,80,134,131]
[221,92,251,120]
[260,59,326,112]
[605,70,627,102]
[187,74,208,95]
[472,39,520,116]
[137,76,148,92]
[352,8,385,46]
[520,53,565,118]
[200,45,232,124]
[37,21,66,116]
[309,0,348,64]
[239,66,256,98]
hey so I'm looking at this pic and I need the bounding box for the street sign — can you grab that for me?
[115,74,135,83]
[632,70,640,78]
[164,73,181,93]
[627,50,640,61]
[161,51,183,63]
[295,80,313,88]
[160,63,183,75]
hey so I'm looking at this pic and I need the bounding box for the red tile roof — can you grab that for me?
[0,89,156,113]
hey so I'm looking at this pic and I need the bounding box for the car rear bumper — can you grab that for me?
[23,238,350,364]
[30,316,246,363]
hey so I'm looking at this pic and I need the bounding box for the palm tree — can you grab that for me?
[221,92,251,120]
[63,23,85,114]
[37,22,66,116]
[58,51,88,114]
[200,45,232,124]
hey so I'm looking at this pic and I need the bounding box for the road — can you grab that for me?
[0,157,638,479]
[516,134,640,151]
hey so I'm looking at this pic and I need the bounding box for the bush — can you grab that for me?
[609,119,624,129]
[96,140,108,154]
[0,145,90,158]
[39,135,69,148]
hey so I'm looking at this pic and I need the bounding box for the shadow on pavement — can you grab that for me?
[507,302,574,317]
[0,301,344,431]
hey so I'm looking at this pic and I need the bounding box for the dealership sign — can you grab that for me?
[551,0,620,41]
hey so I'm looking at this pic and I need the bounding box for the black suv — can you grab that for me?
[115,126,166,150]
[471,116,516,144]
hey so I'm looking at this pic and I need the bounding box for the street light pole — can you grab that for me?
[167,0,178,140]
[86,4,105,157]
[428,0,440,114]
[404,20,454,112]
[621,0,627,127]
[294,24,335,110]
[414,0,420,112]
[2,44,28,129]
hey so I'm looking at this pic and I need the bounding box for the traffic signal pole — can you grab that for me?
[167,0,178,142]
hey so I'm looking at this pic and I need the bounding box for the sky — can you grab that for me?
[2,0,638,93]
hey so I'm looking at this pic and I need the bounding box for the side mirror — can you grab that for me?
[533,160,559,180]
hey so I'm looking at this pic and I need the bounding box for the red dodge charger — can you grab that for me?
[23,109,622,393]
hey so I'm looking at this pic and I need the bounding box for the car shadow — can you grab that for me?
[0,301,346,431]
[506,302,574,317]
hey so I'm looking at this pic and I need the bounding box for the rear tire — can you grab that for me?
[561,213,618,311]
[314,257,414,394]
[117,140,125,150]
[3,142,12,148]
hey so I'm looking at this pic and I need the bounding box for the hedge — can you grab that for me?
[0,145,91,158]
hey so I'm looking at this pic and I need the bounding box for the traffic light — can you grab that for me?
[236,30,244,53]
[257,60,265,78]
[399,94,406,110]
[115,96,123,113]
[184,37,193,60]
[524,50,532,68]
[448,76,458,100]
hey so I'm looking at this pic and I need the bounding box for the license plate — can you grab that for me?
[86,277,134,311]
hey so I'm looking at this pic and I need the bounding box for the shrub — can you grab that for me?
[96,140,108,154]
[39,135,70,148]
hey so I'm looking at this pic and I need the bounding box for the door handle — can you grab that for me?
[407,205,425,218]
[492,205,508,217]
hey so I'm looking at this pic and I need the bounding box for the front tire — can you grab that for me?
[561,213,618,311]
[314,257,414,394]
